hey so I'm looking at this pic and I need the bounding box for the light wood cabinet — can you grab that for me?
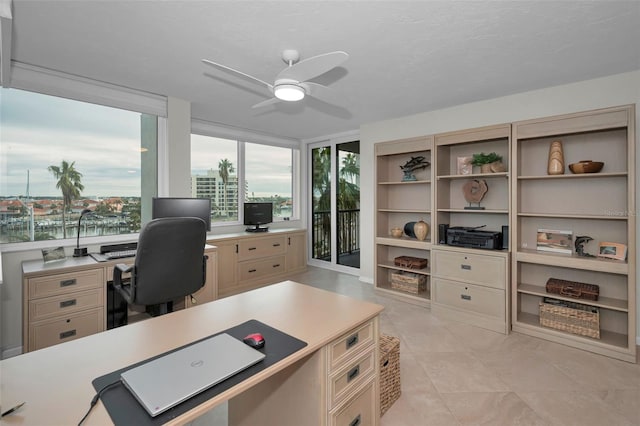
[511,104,636,362]
[209,228,307,298]
[374,137,433,307]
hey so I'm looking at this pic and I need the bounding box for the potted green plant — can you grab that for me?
[471,152,504,173]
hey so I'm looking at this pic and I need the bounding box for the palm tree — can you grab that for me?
[48,160,84,238]
[218,158,235,218]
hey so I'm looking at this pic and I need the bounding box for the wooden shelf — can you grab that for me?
[437,208,508,214]
[377,208,430,214]
[517,283,628,312]
[378,180,431,185]
[515,249,628,274]
[517,212,628,220]
[375,281,431,302]
[515,312,630,350]
[438,172,508,180]
[517,172,627,180]
[376,236,431,250]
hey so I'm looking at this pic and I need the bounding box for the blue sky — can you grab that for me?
[1,88,293,198]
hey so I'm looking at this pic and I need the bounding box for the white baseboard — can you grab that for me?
[2,345,23,360]
[359,276,374,284]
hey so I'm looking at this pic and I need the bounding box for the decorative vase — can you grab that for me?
[403,222,416,238]
[390,227,403,238]
[490,161,506,173]
[480,163,492,173]
[547,140,565,175]
[413,220,429,241]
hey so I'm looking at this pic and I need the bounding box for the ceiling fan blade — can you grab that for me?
[277,51,349,82]
[202,59,273,90]
[301,82,347,108]
[251,97,282,109]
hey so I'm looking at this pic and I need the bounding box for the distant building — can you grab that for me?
[191,169,238,217]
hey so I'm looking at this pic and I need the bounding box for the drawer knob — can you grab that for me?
[60,278,77,287]
[349,414,361,426]
[60,299,77,308]
[248,269,257,273]
[273,264,280,268]
[248,247,257,251]
[273,243,281,247]
[60,329,77,339]
[461,294,471,301]
[346,333,359,349]
[461,264,471,270]
[347,365,360,382]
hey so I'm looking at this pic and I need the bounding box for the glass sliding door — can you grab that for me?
[337,142,360,268]
[309,140,360,270]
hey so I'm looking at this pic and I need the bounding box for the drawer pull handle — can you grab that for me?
[60,329,77,339]
[273,243,281,247]
[248,247,257,251]
[461,294,471,301]
[273,264,280,268]
[60,299,77,308]
[248,269,257,273]
[60,279,77,287]
[349,414,361,426]
[346,333,359,349]
[461,264,471,270]
[347,365,360,382]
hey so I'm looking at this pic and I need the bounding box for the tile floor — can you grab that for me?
[289,267,640,426]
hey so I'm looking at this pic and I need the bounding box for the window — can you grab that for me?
[190,134,297,226]
[0,88,158,244]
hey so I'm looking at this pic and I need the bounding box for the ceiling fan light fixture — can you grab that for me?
[274,84,305,101]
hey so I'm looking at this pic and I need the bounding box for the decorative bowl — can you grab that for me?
[568,160,604,174]
[390,227,403,238]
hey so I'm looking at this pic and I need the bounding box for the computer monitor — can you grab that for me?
[152,197,212,232]
[244,202,272,232]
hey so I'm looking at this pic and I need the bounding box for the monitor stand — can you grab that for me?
[246,226,269,233]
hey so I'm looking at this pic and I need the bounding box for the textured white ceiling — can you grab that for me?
[8,1,640,140]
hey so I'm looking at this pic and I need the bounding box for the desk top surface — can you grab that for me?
[0,281,383,425]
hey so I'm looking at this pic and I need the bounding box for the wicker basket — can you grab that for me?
[393,255,428,270]
[539,298,600,339]
[390,271,427,294]
[380,334,401,416]
[546,277,599,301]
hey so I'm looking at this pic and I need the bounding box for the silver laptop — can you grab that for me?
[120,333,265,417]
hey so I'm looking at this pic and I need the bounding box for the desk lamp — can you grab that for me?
[73,209,92,257]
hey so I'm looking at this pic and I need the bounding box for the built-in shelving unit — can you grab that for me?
[375,137,433,307]
[511,105,636,363]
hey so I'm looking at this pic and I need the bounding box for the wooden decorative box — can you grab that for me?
[545,277,599,301]
[539,298,600,339]
[390,271,427,294]
[393,255,428,270]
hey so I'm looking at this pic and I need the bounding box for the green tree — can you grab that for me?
[48,160,84,238]
[218,159,235,218]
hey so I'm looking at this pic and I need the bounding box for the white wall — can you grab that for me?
[360,70,640,341]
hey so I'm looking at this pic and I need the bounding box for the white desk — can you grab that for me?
[1,281,383,425]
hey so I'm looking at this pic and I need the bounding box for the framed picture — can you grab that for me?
[598,242,627,260]
[536,229,573,254]
[457,156,472,175]
[42,246,66,263]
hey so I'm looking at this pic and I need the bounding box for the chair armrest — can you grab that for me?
[113,263,134,286]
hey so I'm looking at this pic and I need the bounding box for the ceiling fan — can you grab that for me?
[202,49,349,109]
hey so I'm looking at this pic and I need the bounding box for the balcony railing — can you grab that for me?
[312,209,360,265]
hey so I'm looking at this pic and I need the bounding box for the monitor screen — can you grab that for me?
[244,202,273,232]
[152,197,211,231]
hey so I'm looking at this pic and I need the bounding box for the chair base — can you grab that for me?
[146,301,174,317]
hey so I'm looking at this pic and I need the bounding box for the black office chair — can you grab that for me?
[113,217,207,317]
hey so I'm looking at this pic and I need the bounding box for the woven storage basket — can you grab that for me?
[379,334,401,416]
[393,255,428,270]
[539,298,600,339]
[546,277,599,301]
[390,271,427,294]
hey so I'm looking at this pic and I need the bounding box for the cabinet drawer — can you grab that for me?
[433,250,505,289]
[29,288,104,322]
[29,307,104,351]
[433,278,505,319]
[28,268,104,299]
[238,256,286,282]
[330,348,375,408]
[330,379,376,426]
[238,236,286,261]
[328,320,375,371]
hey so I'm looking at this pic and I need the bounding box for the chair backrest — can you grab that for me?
[131,217,207,306]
